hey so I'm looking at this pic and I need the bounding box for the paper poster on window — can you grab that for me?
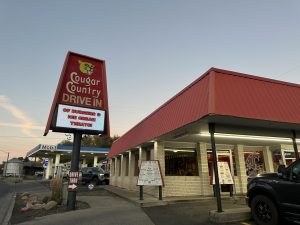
[212,161,234,185]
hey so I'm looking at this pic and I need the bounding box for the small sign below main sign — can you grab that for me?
[68,171,80,191]
[56,104,105,132]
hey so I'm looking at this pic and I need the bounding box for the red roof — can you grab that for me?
[108,68,300,158]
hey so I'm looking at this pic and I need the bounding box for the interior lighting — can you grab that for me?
[199,132,295,143]
[164,148,195,153]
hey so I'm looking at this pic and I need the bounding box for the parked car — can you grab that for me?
[246,159,300,225]
[81,167,109,185]
[35,171,44,177]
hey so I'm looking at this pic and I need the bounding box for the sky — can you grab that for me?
[1,0,300,162]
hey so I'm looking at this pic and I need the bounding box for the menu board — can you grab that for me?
[137,160,164,186]
[212,161,234,185]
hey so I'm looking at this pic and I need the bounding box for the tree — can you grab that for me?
[59,135,119,148]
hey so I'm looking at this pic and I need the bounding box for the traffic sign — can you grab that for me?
[68,171,80,191]
[68,183,78,190]
[43,158,49,168]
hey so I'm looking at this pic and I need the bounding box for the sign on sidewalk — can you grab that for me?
[212,161,234,185]
[137,160,164,186]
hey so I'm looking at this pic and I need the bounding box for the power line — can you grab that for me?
[274,63,300,80]
[0,135,63,139]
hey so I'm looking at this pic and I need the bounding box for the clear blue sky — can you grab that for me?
[1,0,300,161]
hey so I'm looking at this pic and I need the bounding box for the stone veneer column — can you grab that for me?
[93,155,98,167]
[197,142,211,196]
[154,141,165,176]
[233,145,248,194]
[263,146,274,173]
[45,158,53,179]
[115,157,120,176]
[139,147,146,167]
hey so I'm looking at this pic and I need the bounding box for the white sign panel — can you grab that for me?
[56,104,105,132]
[137,160,163,186]
[213,161,234,185]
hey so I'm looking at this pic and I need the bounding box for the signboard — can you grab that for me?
[137,160,164,186]
[56,104,105,132]
[68,171,80,191]
[44,51,110,136]
[40,145,57,151]
[43,158,49,168]
[212,161,234,185]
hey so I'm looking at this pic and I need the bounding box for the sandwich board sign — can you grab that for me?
[137,160,164,186]
[212,161,234,185]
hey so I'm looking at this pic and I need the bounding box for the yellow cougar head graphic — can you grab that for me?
[78,60,95,75]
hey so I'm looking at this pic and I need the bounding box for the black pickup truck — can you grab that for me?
[81,167,109,185]
[246,159,300,225]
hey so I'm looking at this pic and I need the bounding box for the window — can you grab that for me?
[244,151,265,176]
[118,157,121,176]
[134,152,139,176]
[124,154,129,176]
[292,162,300,180]
[165,149,199,176]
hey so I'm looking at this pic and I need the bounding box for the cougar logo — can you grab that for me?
[78,60,95,75]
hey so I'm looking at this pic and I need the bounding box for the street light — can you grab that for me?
[0,149,10,176]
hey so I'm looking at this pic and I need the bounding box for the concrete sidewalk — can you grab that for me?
[103,185,251,223]
[103,185,248,207]
[17,195,155,225]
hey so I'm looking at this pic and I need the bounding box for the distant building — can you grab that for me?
[3,158,23,176]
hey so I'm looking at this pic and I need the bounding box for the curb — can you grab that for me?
[2,192,16,225]
[209,208,251,223]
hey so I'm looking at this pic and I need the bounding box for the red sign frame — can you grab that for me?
[44,51,110,136]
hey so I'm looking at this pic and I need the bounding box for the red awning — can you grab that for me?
[108,68,300,158]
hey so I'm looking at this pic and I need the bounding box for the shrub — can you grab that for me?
[50,178,63,205]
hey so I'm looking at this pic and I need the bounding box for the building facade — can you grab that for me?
[108,68,300,197]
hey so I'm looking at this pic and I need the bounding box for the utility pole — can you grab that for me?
[0,149,10,176]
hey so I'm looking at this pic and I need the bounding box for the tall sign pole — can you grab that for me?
[44,52,110,210]
[67,132,82,209]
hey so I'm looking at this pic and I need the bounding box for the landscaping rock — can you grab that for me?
[21,192,30,197]
[21,195,28,201]
[27,195,39,204]
[20,202,33,212]
[31,203,45,210]
[44,201,57,210]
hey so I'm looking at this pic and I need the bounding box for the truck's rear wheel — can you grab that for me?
[251,195,279,225]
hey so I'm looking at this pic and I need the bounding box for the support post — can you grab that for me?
[67,132,82,210]
[209,123,223,212]
[292,130,299,160]
[139,185,143,200]
[159,186,162,200]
